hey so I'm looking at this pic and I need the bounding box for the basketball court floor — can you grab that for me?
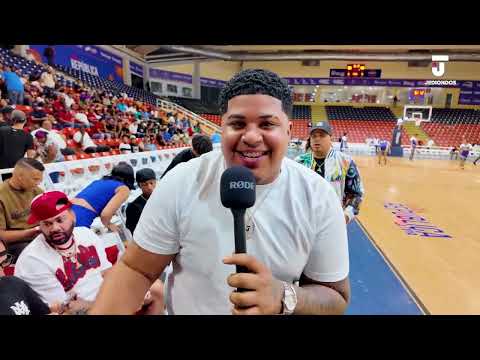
[346,155,480,315]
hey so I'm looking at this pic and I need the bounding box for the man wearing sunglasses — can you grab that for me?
[0,239,51,315]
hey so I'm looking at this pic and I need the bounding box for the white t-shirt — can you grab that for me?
[119,143,132,153]
[31,128,67,149]
[74,112,90,126]
[40,72,56,88]
[73,131,96,150]
[427,139,434,147]
[14,227,111,306]
[134,150,349,315]
[129,122,138,135]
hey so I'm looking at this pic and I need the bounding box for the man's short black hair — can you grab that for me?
[192,134,213,156]
[218,69,293,117]
[15,158,45,172]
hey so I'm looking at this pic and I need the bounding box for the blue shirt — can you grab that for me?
[75,179,125,214]
[3,71,24,92]
[211,133,221,143]
[117,103,127,113]
[163,132,172,142]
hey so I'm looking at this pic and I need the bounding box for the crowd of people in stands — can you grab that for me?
[0,49,219,315]
[0,54,206,169]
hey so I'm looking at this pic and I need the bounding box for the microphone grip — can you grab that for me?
[232,209,248,292]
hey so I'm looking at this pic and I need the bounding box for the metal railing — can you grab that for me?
[156,98,221,136]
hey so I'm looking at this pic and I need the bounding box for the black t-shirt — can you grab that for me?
[0,127,34,169]
[313,157,326,178]
[0,276,50,315]
[161,148,195,179]
[125,194,147,234]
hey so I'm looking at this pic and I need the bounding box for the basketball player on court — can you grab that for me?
[459,138,471,170]
[378,139,390,166]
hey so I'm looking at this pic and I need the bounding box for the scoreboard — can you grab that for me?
[346,64,365,77]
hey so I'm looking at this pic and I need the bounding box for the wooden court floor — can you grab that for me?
[353,155,480,315]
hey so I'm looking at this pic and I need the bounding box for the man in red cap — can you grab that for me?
[14,191,164,315]
[14,190,112,313]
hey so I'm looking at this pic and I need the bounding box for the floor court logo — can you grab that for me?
[384,202,452,239]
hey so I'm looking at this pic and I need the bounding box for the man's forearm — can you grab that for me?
[0,229,35,244]
[90,260,153,315]
[294,284,348,315]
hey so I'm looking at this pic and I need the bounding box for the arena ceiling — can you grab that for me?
[125,45,480,64]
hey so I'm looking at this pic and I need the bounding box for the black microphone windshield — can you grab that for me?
[220,166,256,209]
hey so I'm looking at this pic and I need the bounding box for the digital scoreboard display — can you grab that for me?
[346,64,366,77]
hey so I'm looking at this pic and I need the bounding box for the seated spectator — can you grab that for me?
[139,136,157,152]
[162,129,172,143]
[0,238,52,315]
[30,102,48,124]
[15,191,113,310]
[161,134,213,179]
[73,126,110,154]
[119,135,133,154]
[125,169,157,234]
[31,119,75,156]
[70,163,133,229]
[73,105,90,127]
[33,131,64,164]
[130,135,140,153]
[2,66,24,105]
[0,158,44,261]
[0,106,13,128]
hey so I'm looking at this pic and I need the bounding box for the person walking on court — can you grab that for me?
[378,139,390,166]
[409,135,417,161]
[296,122,364,224]
[458,138,471,170]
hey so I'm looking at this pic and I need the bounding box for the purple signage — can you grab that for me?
[149,69,226,88]
[129,61,144,77]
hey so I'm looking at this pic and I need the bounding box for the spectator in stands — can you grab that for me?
[139,135,157,152]
[30,102,48,124]
[119,135,133,154]
[14,190,115,314]
[2,66,24,105]
[426,139,435,149]
[161,134,213,179]
[91,68,350,316]
[409,135,418,161]
[33,131,64,164]
[39,67,56,98]
[296,122,364,224]
[459,138,471,170]
[0,238,53,315]
[0,158,44,261]
[0,110,36,172]
[31,119,75,156]
[70,162,133,230]
[0,105,13,127]
[43,46,55,66]
[125,169,157,234]
[73,126,110,154]
[72,105,90,127]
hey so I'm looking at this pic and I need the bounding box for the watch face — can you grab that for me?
[285,294,296,310]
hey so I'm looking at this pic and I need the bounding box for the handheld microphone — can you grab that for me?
[220,166,256,292]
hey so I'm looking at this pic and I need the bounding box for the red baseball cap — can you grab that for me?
[27,191,72,224]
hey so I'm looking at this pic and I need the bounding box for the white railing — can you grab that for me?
[156,98,221,136]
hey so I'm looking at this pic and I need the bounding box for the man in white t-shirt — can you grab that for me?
[91,69,350,315]
[426,139,435,148]
[72,126,110,154]
[31,119,67,150]
[15,191,164,315]
[15,191,111,311]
